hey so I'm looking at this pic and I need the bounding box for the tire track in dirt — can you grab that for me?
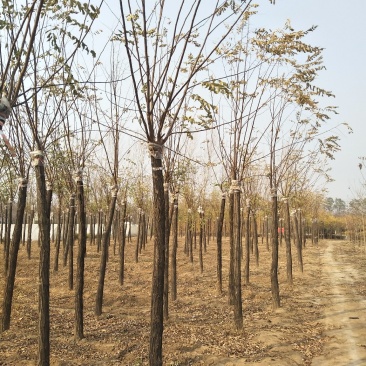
[311,241,366,366]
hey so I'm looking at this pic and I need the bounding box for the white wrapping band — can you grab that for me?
[30,150,44,166]
[148,142,163,159]
[230,180,241,192]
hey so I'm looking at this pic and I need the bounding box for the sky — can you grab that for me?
[255,0,366,201]
[95,0,365,202]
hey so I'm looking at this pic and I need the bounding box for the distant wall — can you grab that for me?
[1,223,139,241]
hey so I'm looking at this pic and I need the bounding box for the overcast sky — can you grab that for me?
[255,0,366,201]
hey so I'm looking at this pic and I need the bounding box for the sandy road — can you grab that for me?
[311,241,366,366]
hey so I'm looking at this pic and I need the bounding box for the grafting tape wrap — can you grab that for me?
[73,169,83,183]
[0,96,11,123]
[148,142,163,160]
[46,180,52,191]
[30,150,44,166]
[230,180,241,192]
[110,184,118,197]
[18,177,28,188]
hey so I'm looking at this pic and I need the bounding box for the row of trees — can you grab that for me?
[0,1,349,365]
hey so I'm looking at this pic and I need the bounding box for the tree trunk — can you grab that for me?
[32,150,51,366]
[119,201,127,285]
[90,214,95,245]
[53,208,62,272]
[1,179,27,331]
[312,218,318,245]
[4,200,12,274]
[298,209,303,248]
[198,208,204,274]
[46,182,52,222]
[96,210,102,252]
[216,194,225,295]
[112,210,119,256]
[135,210,141,262]
[170,198,178,301]
[26,208,34,259]
[75,174,87,340]
[188,211,193,263]
[232,181,243,329]
[293,210,303,272]
[283,198,293,285]
[22,211,27,246]
[163,183,170,320]
[95,188,118,316]
[302,217,306,248]
[148,143,165,366]
[265,216,269,251]
[66,195,76,290]
[0,203,4,246]
[252,212,259,266]
[243,203,250,285]
[228,190,234,305]
[62,210,68,249]
[270,189,280,309]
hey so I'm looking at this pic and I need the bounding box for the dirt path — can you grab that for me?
[312,241,366,366]
[1,239,366,365]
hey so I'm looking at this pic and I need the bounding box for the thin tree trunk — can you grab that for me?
[228,190,234,305]
[298,209,303,248]
[22,211,27,246]
[243,202,250,285]
[170,198,178,301]
[26,208,34,259]
[4,200,12,274]
[232,181,243,329]
[163,183,170,320]
[53,208,62,272]
[266,215,269,251]
[1,178,27,331]
[90,214,95,245]
[188,211,193,263]
[0,203,4,246]
[46,182,52,224]
[135,210,141,262]
[283,198,293,285]
[148,143,165,366]
[62,210,68,249]
[96,210,102,252]
[119,201,127,285]
[271,189,280,309]
[75,173,86,340]
[198,208,204,274]
[66,195,76,290]
[216,194,225,295]
[95,188,118,316]
[252,212,259,266]
[293,210,303,272]
[32,150,51,366]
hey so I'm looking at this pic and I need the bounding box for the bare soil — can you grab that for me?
[0,235,365,365]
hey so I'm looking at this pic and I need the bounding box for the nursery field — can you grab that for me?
[1,236,366,365]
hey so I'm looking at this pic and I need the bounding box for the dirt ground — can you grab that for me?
[0,235,366,365]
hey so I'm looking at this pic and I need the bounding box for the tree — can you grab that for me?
[117,1,258,363]
[0,1,100,363]
[251,21,344,308]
